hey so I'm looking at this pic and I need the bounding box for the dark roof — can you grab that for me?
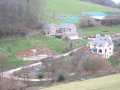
[91,35,113,47]
[42,23,54,29]
[57,23,76,30]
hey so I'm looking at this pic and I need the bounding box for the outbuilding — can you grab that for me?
[42,23,56,36]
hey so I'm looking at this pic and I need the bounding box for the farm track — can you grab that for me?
[1,46,85,82]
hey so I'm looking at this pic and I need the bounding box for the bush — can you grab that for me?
[38,72,44,79]
[81,55,110,72]
[57,74,65,82]
[20,32,26,37]
[103,15,120,26]
[79,17,100,28]
[38,74,44,79]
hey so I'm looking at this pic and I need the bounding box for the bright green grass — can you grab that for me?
[0,36,87,55]
[0,36,86,69]
[0,36,68,68]
[0,36,68,54]
[41,74,120,90]
[8,55,26,69]
[43,0,120,23]
[79,25,120,37]
[45,0,119,14]
[108,56,119,67]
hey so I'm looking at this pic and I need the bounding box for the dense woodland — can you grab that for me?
[0,0,44,37]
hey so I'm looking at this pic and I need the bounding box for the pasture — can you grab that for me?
[41,74,120,90]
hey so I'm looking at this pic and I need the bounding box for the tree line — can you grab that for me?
[0,0,44,37]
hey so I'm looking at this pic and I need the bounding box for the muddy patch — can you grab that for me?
[16,47,51,61]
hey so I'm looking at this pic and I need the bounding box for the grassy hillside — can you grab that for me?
[43,0,120,23]
[41,74,120,90]
[45,0,119,14]
[79,25,120,36]
[0,36,68,68]
[0,36,87,69]
[1,0,120,69]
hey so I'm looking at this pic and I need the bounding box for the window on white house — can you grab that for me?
[99,49,102,53]
[48,32,49,35]
[105,49,107,53]
[94,44,96,46]
[110,47,111,50]
[92,48,97,53]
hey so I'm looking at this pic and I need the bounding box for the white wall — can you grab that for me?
[88,42,113,58]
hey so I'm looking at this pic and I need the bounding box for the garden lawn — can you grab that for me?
[108,56,119,67]
[0,36,85,69]
[0,36,68,54]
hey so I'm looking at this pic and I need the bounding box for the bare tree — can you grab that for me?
[0,0,45,37]
[0,53,8,90]
[103,14,120,26]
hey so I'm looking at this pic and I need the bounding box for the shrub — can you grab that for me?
[20,32,26,37]
[38,73,44,79]
[57,74,65,82]
[81,54,110,72]
[79,17,100,28]
[103,15,120,26]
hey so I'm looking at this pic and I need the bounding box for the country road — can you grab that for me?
[1,46,85,82]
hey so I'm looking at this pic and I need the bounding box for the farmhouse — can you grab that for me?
[56,23,81,41]
[88,35,114,58]
[42,23,56,36]
[56,23,77,36]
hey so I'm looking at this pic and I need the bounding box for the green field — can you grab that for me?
[44,0,120,36]
[0,36,67,68]
[0,37,68,54]
[79,25,120,37]
[43,0,119,23]
[41,74,120,90]
[0,36,86,69]
[45,0,119,14]
[1,0,120,69]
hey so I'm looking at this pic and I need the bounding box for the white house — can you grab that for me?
[42,23,56,36]
[87,35,114,58]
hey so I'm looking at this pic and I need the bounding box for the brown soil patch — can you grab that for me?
[16,46,51,59]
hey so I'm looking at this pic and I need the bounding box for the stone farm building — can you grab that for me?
[56,23,80,41]
[82,12,120,25]
[42,23,56,36]
[90,15,120,25]
[87,35,114,58]
[56,23,77,36]
[42,23,80,41]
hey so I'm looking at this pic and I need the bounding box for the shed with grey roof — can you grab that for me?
[42,23,56,36]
